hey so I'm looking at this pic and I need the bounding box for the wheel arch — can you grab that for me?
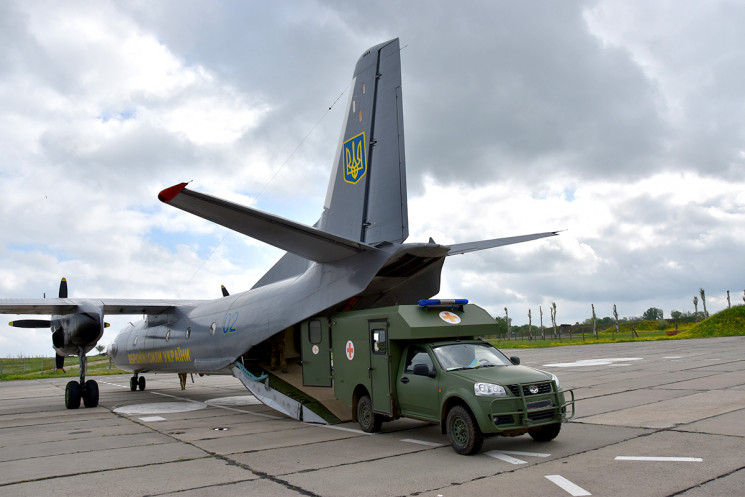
[440,395,472,434]
[351,384,370,423]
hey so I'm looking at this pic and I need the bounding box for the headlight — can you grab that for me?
[550,373,561,389]
[474,382,506,396]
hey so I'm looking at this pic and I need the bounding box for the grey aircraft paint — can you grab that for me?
[0,39,558,408]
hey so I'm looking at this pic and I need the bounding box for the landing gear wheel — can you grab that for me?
[83,379,99,408]
[529,423,561,442]
[65,381,82,409]
[129,376,137,391]
[356,395,382,433]
[138,376,146,391]
[446,405,483,455]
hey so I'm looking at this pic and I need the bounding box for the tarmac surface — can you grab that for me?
[1,336,744,496]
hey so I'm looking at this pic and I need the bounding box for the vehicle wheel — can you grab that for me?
[529,423,561,442]
[357,395,382,433]
[129,376,137,391]
[83,379,99,408]
[446,405,483,455]
[138,376,146,391]
[65,381,82,409]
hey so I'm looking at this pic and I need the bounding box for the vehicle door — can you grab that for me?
[369,320,392,415]
[396,345,440,421]
[301,318,332,387]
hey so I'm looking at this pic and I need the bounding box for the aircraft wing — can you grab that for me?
[0,298,208,315]
[447,231,560,255]
[159,183,378,263]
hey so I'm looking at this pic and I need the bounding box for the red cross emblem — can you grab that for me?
[345,340,355,360]
[439,311,461,324]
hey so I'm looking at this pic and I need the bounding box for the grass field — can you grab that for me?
[490,307,743,348]
[0,355,128,381]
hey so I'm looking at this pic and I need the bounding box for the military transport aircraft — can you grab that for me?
[0,39,557,410]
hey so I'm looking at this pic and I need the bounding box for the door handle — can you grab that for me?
[401,377,410,384]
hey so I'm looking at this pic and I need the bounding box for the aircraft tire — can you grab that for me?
[528,422,561,442]
[446,405,483,455]
[138,376,146,391]
[65,381,82,409]
[83,380,99,408]
[356,395,382,433]
[129,377,137,391]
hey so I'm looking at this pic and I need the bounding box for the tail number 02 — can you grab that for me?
[222,312,238,333]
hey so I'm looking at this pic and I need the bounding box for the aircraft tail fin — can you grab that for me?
[318,38,408,245]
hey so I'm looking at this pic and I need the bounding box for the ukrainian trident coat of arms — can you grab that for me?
[343,132,366,184]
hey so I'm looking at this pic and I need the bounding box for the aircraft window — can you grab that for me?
[165,329,171,342]
[209,322,216,336]
[404,346,433,374]
[186,327,191,339]
[371,328,387,355]
[133,335,138,347]
[308,320,322,344]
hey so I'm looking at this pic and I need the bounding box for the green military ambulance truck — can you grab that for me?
[299,300,574,455]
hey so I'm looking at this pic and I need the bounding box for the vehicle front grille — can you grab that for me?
[507,382,552,397]
[527,409,555,421]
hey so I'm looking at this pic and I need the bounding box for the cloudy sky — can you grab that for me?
[2,0,744,357]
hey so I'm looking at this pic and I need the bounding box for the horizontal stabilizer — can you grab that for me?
[447,231,559,255]
[159,183,378,263]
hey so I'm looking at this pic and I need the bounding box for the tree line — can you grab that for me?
[494,288,744,339]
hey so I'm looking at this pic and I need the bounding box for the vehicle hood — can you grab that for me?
[448,365,552,385]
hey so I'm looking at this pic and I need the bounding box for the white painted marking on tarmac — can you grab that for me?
[486,452,527,464]
[101,381,130,388]
[501,450,551,458]
[545,475,591,496]
[615,456,702,462]
[401,439,445,447]
[485,450,551,464]
[114,402,206,415]
[322,425,371,435]
[543,358,642,368]
[139,416,166,422]
[151,391,283,419]
[205,395,262,406]
[663,356,682,359]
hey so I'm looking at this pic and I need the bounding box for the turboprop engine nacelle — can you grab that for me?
[51,300,106,356]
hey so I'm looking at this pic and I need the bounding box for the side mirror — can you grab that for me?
[510,356,521,365]
[412,363,435,377]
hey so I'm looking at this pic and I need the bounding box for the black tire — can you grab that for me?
[138,376,146,391]
[357,395,383,433]
[129,377,137,391]
[529,423,561,442]
[446,405,483,455]
[83,379,99,408]
[65,381,81,409]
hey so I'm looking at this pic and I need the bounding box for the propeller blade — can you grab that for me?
[55,354,65,370]
[59,277,68,298]
[221,285,230,297]
[9,319,52,328]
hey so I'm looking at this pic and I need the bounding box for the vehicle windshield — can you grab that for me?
[432,342,512,371]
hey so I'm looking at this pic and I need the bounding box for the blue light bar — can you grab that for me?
[418,299,469,307]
